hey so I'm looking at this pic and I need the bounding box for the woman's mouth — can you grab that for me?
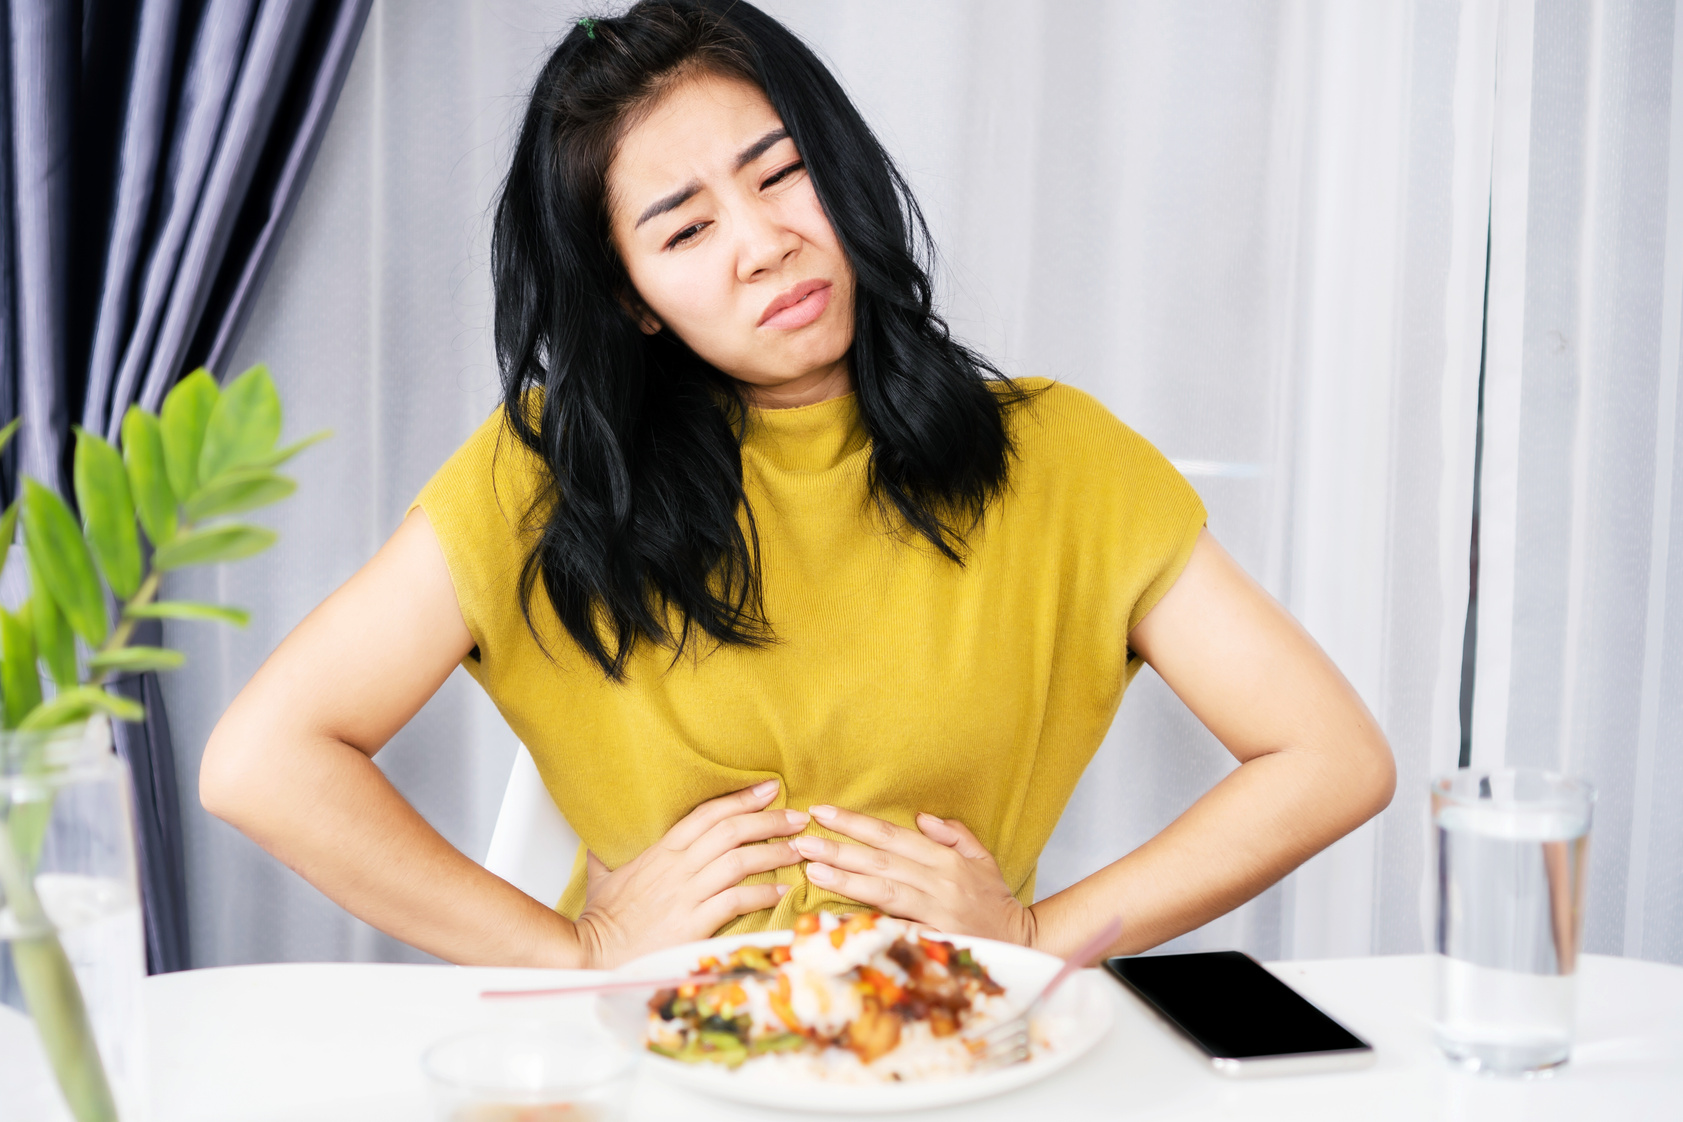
[758,280,832,329]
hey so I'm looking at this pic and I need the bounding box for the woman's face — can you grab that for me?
[607,71,856,408]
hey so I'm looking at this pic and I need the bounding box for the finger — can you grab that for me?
[585,850,608,893]
[807,805,948,867]
[661,779,781,850]
[916,813,993,862]
[915,814,962,847]
[692,839,804,899]
[693,881,791,934]
[688,808,810,869]
[803,861,935,923]
[792,835,938,897]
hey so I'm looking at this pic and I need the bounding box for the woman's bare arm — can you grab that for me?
[199,507,807,967]
[1027,528,1397,956]
[198,508,585,966]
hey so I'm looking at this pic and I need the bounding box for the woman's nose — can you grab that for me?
[735,210,801,283]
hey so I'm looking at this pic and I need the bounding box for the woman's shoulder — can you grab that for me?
[410,403,552,646]
[991,378,1206,630]
[993,374,1205,537]
[994,377,1169,473]
[415,404,548,529]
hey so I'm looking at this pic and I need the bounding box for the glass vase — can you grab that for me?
[0,717,147,1120]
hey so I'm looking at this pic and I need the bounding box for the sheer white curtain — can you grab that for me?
[1474,0,1683,965]
[164,0,1493,967]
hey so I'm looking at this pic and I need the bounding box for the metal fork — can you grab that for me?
[967,915,1123,1072]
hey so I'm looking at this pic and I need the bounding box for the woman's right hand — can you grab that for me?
[574,779,807,969]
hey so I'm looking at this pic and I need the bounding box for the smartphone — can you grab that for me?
[1104,951,1375,1077]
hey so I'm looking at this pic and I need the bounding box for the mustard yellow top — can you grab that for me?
[413,379,1204,934]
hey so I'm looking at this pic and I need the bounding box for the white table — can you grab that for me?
[3,953,1680,1120]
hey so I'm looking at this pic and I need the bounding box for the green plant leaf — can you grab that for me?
[29,562,77,689]
[243,429,331,471]
[160,368,220,501]
[124,601,250,628]
[1,605,41,729]
[121,406,178,546]
[0,415,19,457]
[18,686,144,731]
[197,364,280,483]
[73,427,142,600]
[87,646,185,675]
[0,497,19,579]
[184,468,296,522]
[21,480,108,647]
[152,523,277,570]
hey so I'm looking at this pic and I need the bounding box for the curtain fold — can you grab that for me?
[82,0,182,447]
[1,0,373,973]
[197,0,373,378]
[0,2,15,490]
[5,0,71,490]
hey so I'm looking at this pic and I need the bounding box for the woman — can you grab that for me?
[201,0,1394,970]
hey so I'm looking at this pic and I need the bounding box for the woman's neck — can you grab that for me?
[739,361,852,410]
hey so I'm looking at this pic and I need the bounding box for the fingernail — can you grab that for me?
[752,779,779,797]
[808,804,837,821]
[916,812,940,825]
[776,883,790,896]
[793,836,823,857]
[806,862,835,884]
[784,810,810,828]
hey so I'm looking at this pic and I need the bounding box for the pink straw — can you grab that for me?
[481,972,725,1000]
[1034,915,1124,1005]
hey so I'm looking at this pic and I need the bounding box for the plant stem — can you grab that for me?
[93,519,195,683]
[101,568,163,660]
[0,805,118,1121]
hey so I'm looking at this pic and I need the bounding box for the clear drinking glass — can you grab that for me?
[0,717,148,1118]
[422,1024,638,1121]
[1431,768,1593,1074]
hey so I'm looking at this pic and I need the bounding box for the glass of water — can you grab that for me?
[1431,768,1593,1074]
[1,718,147,1120]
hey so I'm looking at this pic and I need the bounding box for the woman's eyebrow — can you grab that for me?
[734,127,789,170]
[633,128,792,230]
[637,182,700,228]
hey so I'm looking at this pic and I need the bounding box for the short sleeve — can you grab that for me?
[409,407,545,669]
[1113,426,1206,634]
[1006,380,1207,643]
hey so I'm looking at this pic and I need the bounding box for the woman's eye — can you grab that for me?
[762,161,805,190]
[666,222,707,249]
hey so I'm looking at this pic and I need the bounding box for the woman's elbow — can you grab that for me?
[198,710,269,827]
[1356,731,1397,821]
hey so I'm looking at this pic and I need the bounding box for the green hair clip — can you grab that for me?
[578,17,598,39]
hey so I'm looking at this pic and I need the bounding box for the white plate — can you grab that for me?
[597,929,1115,1113]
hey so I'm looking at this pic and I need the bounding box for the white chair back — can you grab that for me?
[483,743,579,908]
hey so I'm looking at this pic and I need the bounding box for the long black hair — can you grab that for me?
[493,0,1028,678]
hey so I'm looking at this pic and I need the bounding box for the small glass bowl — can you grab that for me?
[421,1023,638,1121]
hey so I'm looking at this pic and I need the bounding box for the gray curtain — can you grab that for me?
[1,0,372,972]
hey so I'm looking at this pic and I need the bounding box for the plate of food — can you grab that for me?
[595,911,1115,1112]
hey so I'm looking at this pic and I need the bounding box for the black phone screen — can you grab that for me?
[1104,951,1370,1060]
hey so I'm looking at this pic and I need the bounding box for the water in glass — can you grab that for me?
[1431,769,1592,1074]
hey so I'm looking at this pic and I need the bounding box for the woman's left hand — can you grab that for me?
[791,805,1037,947]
